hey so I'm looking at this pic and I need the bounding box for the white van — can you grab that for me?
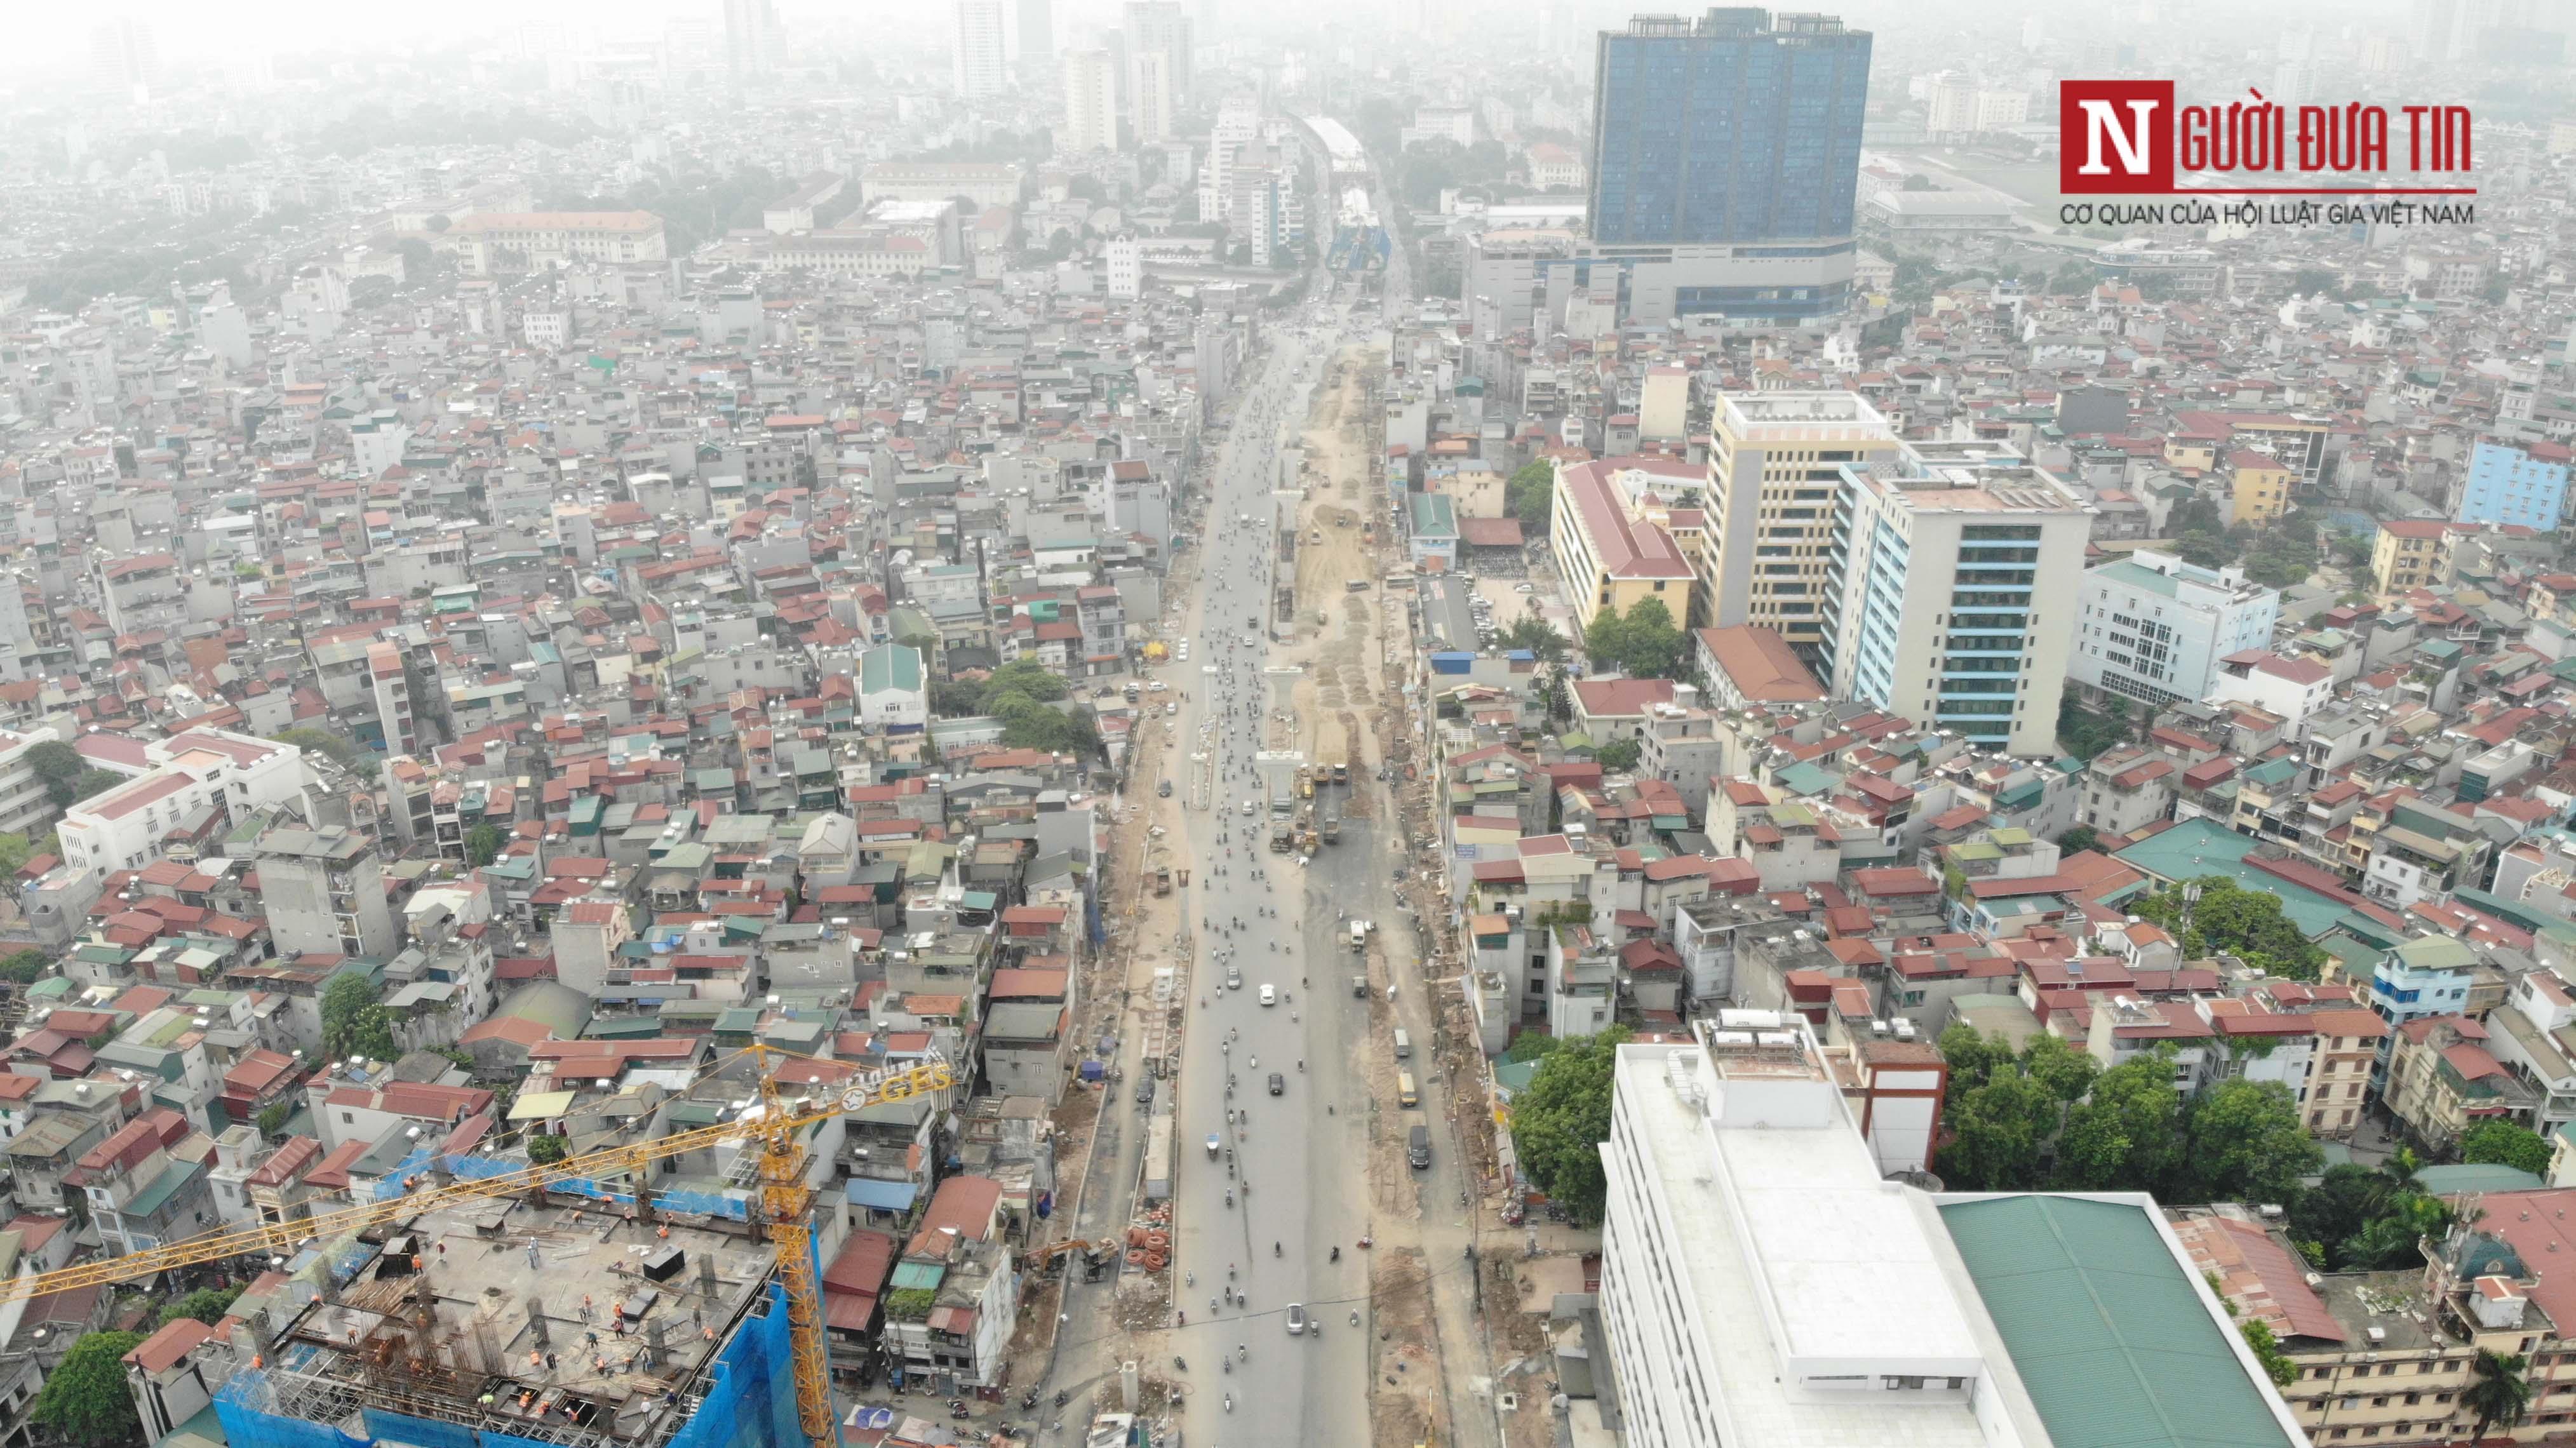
[1392,1029,1411,1061]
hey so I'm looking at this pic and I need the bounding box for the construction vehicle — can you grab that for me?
[1151,863,1172,895]
[1297,769,1314,800]
[1320,805,1341,845]
[1022,1239,1109,1281]
[0,1046,954,1448]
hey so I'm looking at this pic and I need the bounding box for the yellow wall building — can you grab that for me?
[1549,458,1700,635]
[2228,450,2294,526]
[2371,519,2448,594]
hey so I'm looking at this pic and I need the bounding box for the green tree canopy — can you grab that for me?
[256,1101,292,1137]
[1938,1069,2060,1191]
[159,1285,245,1328]
[464,823,506,867]
[31,1331,145,1446]
[2465,1348,2533,1445]
[2239,1320,2297,1388]
[2461,1120,2554,1176]
[1506,460,1556,532]
[25,740,88,808]
[1498,616,1567,662]
[1583,598,1685,680]
[1509,1026,1630,1224]
[2171,1079,2322,1205]
[0,949,50,986]
[2126,877,2327,981]
[2052,1052,2177,1191]
[2053,824,2102,856]
[320,970,399,1063]
[1593,738,1641,772]
[527,1133,569,1164]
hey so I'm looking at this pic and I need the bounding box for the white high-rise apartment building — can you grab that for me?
[723,0,779,83]
[1124,0,1192,120]
[90,18,158,100]
[1061,49,1121,154]
[1821,439,2092,756]
[1200,95,1262,223]
[954,0,1011,97]
[1005,0,1055,76]
[1129,50,1177,145]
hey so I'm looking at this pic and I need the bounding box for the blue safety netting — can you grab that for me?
[217,1278,803,1448]
[362,1146,751,1221]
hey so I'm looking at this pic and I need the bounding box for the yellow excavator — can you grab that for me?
[0,1045,954,1448]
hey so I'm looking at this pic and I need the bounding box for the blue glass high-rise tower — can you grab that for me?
[1562,9,1871,327]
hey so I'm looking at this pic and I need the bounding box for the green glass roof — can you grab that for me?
[1940,1195,2296,1448]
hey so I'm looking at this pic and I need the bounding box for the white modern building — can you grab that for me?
[2069,549,2280,708]
[2206,649,2335,735]
[1822,441,2091,756]
[952,0,1009,98]
[1059,49,1120,154]
[0,727,62,838]
[58,730,307,880]
[1598,1017,2307,1448]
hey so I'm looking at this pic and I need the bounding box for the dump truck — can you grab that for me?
[1320,805,1341,845]
[1151,864,1172,896]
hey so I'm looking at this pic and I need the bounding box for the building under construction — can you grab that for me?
[213,1195,805,1448]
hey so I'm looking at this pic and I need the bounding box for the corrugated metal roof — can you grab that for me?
[1939,1195,2295,1448]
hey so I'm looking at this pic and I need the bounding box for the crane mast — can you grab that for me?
[0,1047,952,1448]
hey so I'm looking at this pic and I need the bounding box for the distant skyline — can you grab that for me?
[0,0,2479,81]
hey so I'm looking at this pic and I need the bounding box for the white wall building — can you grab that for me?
[58,730,307,880]
[1823,441,2092,756]
[2069,550,2280,708]
[1598,1017,2309,1448]
[1105,234,1141,298]
[0,727,63,838]
[1059,49,1120,154]
[2205,650,2335,735]
[952,0,1009,97]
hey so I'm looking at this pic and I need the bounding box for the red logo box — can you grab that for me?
[2059,80,2176,194]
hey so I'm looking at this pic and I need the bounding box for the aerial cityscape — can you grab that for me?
[0,0,2569,1445]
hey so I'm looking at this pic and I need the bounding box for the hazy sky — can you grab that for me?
[3,0,2438,81]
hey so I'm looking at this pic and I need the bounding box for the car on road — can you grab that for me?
[1157,779,1173,797]
[1268,1071,1284,1096]
[1241,799,1257,816]
[1285,1304,1308,1336]
[1259,983,1277,1006]
[1148,680,1168,692]
[1226,965,1243,989]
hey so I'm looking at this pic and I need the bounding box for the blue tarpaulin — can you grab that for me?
[845,1177,920,1211]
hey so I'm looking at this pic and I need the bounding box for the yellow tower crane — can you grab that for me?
[0,1045,954,1448]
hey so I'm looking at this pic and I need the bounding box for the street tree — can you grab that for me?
[2460,1120,2553,1176]
[2465,1349,2533,1445]
[31,1331,145,1447]
[2051,1053,2177,1191]
[1509,1027,1631,1224]
[2172,1079,2321,1205]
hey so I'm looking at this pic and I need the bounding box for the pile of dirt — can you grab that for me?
[1367,1247,1447,1448]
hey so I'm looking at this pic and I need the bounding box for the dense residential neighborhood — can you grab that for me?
[0,0,2573,1446]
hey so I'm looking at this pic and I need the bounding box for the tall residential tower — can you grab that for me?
[1697,392,1900,659]
[1822,441,2091,756]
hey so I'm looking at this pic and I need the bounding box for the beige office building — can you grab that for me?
[1699,391,1901,662]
